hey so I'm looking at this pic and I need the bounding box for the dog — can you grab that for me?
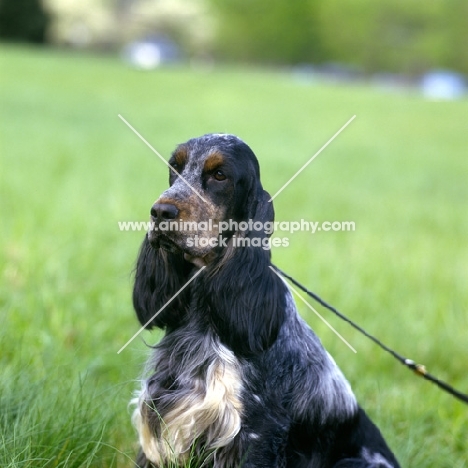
[131,134,400,467]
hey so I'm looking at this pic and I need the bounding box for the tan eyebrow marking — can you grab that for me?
[203,152,224,172]
[172,146,188,166]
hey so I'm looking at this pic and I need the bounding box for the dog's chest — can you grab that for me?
[133,335,243,465]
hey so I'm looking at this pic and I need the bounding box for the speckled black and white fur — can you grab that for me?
[131,134,400,467]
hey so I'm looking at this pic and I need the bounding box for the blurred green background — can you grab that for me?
[1,0,468,74]
[1,1,467,467]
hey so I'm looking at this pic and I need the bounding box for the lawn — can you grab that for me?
[1,45,467,467]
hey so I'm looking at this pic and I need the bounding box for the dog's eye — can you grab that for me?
[213,170,226,181]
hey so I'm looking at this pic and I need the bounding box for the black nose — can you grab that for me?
[151,203,179,220]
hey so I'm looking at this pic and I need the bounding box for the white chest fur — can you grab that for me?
[132,340,243,465]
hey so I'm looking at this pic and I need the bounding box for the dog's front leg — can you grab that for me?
[234,420,289,468]
[134,448,156,468]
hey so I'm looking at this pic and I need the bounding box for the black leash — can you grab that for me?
[273,265,468,405]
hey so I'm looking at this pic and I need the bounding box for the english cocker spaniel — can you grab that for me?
[131,134,400,468]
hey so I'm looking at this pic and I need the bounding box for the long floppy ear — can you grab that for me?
[133,235,192,330]
[203,189,287,357]
[246,187,275,246]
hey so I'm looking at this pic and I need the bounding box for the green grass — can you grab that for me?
[1,44,467,467]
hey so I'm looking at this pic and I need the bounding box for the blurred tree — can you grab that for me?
[209,0,323,64]
[443,0,468,74]
[0,0,50,43]
[319,0,468,74]
[209,0,468,74]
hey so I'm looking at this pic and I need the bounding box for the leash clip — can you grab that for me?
[404,359,427,376]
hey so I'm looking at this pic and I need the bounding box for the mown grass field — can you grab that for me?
[1,45,467,467]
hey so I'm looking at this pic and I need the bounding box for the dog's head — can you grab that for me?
[148,134,274,266]
[133,134,286,355]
